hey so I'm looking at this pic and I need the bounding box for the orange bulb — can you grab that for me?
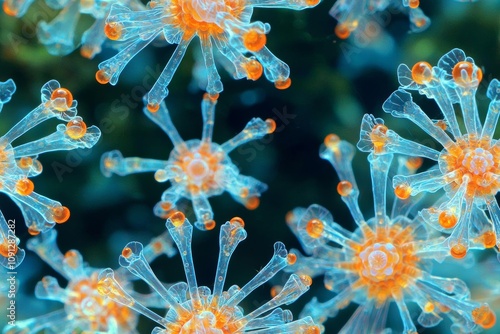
[274,78,291,90]
[104,22,123,41]
[243,29,266,52]
[287,253,297,265]
[122,247,133,258]
[203,219,216,230]
[16,178,34,196]
[95,69,110,84]
[481,231,496,248]
[337,181,353,197]
[169,211,186,227]
[66,119,87,140]
[450,243,467,259]
[230,216,245,228]
[324,133,340,149]
[408,0,420,8]
[51,87,73,111]
[438,211,457,229]
[452,61,482,87]
[306,218,324,238]
[147,102,160,113]
[52,206,70,224]
[265,119,276,133]
[394,183,411,200]
[472,305,496,329]
[245,196,260,210]
[243,59,263,81]
[334,24,350,39]
[411,61,433,85]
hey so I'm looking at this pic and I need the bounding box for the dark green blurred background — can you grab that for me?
[0,0,499,332]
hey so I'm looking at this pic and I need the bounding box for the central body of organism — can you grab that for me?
[101,94,275,230]
[96,0,320,110]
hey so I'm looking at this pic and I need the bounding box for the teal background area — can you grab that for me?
[0,0,499,332]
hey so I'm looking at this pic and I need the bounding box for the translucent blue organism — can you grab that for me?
[101,94,274,230]
[357,48,500,258]
[3,229,177,333]
[287,135,496,333]
[330,0,430,45]
[95,0,320,110]
[2,0,145,58]
[97,211,319,333]
[0,78,100,268]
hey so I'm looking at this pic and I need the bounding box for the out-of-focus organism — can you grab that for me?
[2,0,145,58]
[98,211,319,333]
[3,228,177,333]
[330,0,430,45]
[101,94,274,230]
[0,78,100,268]
[287,135,496,333]
[358,48,500,258]
[95,0,320,110]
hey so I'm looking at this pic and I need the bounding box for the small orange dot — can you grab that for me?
[274,78,291,90]
[204,92,219,101]
[243,59,263,81]
[66,119,87,140]
[452,61,482,87]
[394,183,411,200]
[411,62,433,85]
[122,247,133,258]
[337,181,353,197]
[435,120,447,131]
[240,187,249,198]
[409,0,420,8]
[335,24,350,39]
[204,219,216,230]
[52,206,70,224]
[287,253,297,265]
[300,275,313,286]
[18,157,33,169]
[285,211,295,225]
[482,231,496,248]
[265,118,276,133]
[472,305,496,329]
[270,285,282,298]
[28,226,40,236]
[306,218,324,238]
[95,69,110,84]
[245,197,260,210]
[324,133,340,149]
[169,211,185,227]
[450,243,467,259]
[51,87,73,110]
[230,217,245,228]
[438,211,457,229]
[64,250,79,268]
[424,302,434,313]
[406,157,423,170]
[160,201,172,211]
[16,178,34,196]
[104,22,123,40]
[243,29,266,52]
[147,102,160,113]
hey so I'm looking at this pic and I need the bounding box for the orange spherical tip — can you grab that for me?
[203,219,216,230]
[147,102,160,113]
[337,180,353,197]
[409,0,420,8]
[245,196,260,210]
[52,206,70,224]
[80,46,94,59]
[406,157,423,170]
[265,118,276,133]
[394,183,411,200]
[2,2,18,16]
[452,61,482,87]
[122,247,133,258]
[411,61,433,85]
[243,59,263,81]
[0,242,17,257]
[306,218,324,239]
[438,211,457,229]
[66,119,87,140]
[481,230,496,248]
[450,242,467,259]
[169,211,186,227]
[435,119,447,131]
[28,226,40,236]
[472,305,496,329]
[17,157,33,169]
[423,302,434,313]
[274,77,291,90]
[104,22,123,41]
[287,253,297,265]
[16,178,34,196]
[243,29,266,52]
[270,285,282,298]
[160,201,172,211]
[334,24,350,39]
[64,250,79,268]
[324,133,340,149]
[230,216,245,228]
[304,0,320,6]
[51,87,73,111]
[204,92,219,102]
[95,69,110,84]
[300,274,313,286]
[306,325,321,334]
[414,17,427,28]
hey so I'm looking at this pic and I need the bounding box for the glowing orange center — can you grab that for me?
[441,135,500,198]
